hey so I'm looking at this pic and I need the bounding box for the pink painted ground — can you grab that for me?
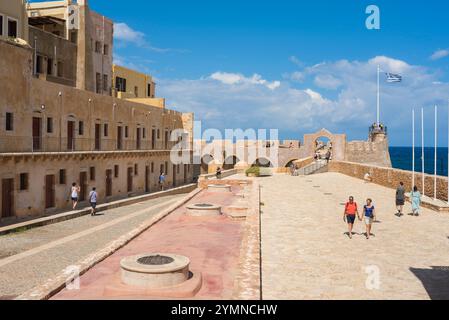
[53,187,245,300]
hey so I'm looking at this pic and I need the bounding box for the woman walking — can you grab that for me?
[410,186,422,216]
[363,199,376,239]
[343,196,359,239]
[70,182,80,210]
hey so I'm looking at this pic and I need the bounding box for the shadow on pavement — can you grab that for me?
[410,266,449,300]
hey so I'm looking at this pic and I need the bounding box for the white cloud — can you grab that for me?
[158,56,449,144]
[430,49,449,61]
[314,74,342,90]
[289,56,303,67]
[114,23,145,44]
[210,72,280,90]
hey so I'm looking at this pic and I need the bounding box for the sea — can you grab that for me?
[389,147,449,177]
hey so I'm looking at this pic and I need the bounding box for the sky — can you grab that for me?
[33,0,449,146]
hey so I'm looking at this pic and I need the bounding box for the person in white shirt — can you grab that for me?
[70,182,81,210]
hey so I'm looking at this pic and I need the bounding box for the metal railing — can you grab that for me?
[299,160,328,175]
[0,136,185,153]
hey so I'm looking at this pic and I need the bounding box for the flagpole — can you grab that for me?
[434,105,438,200]
[447,99,449,204]
[422,107,425,196]
[377,65,380,125]
[412,108,415,191]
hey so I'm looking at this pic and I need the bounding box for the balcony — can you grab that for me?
[0,136,185,154]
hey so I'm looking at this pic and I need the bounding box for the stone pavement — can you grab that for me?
[260,172,449,300]
[0,193,185,299]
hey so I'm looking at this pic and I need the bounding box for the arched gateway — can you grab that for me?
[302,128,347,161]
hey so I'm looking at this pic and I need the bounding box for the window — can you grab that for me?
[7,18,17,38]
[90,167,96,181]
[103,74,108,91]
[96,72,102,93]
[147,83,151,97]
[134,164,138,175]
[47,58,53,75]
[177,165,180,174]
[69,30,77,44]
[165,161,169,174]
[143,128,146,139]
[103,44,109,55]
[0,15,3,36]
[115,77,127,92]
[47,117,53,133]
[134,86,138,97]
[104,123,109,137]
[19,173,28,191]
[151,162,154,173]
[125,126,128,138]
[157,129,160,139]
[59,169,66,184]
[78,121,84,135]
[95,41,101,53]
[36,55,43,74]
[5,112,13,131]
[114,165,119,178]
[160,164,164,174]
[57,61,63,77]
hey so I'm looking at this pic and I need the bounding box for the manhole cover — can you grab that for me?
[137,255,174,265]
[324,193,333,195]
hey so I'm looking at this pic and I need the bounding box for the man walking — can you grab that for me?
[395,182,405,217]
[88,187,98,216]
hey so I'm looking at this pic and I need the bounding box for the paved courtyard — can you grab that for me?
[0,193,185,299]
[260,172,449,300]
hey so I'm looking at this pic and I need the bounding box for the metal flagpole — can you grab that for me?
[412,108,415,190]
[448,100,449,204]
[377,65,380,125]
[422,107,425,196]
[434,105,438,200]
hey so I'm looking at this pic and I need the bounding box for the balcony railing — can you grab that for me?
[0,136,186,153]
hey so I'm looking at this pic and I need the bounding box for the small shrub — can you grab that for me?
[245,166,260,177]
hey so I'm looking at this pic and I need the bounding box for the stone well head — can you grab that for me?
[120,253,190,288]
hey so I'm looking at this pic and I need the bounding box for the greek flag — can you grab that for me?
[385,73,402,83]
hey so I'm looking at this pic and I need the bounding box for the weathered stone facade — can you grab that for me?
[0,39,194,220]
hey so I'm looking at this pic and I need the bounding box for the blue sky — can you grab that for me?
[35,0,449,146]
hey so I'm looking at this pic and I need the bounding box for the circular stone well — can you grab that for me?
[120,253,190,288]
[186,203,222,216]
[207,184,232,193]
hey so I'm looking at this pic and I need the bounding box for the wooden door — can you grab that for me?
[151,129,156,149]
[95,123,101,150]
[32,117,42,151]
[117,126,123,150]
[79,172,87,201]
[145,166,150,193]
[136,128,141,149]
[184,164,188,184]
[1,178,14,218]
[67,120,75,151]
[127,167,133,192]
[45,175,55,209]
[105,169,112,197]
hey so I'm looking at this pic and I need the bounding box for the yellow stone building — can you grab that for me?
[113,64,159,101]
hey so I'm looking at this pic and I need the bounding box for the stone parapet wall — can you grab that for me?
[329,161,449,201]
[345,140,392,168]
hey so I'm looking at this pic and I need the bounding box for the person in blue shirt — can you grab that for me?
[362,198,376,239]
[159,172,166,191]
[410,186,422,216]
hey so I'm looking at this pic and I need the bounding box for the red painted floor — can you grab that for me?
[53,187,245,300]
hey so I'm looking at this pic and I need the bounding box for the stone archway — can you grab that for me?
[223,155,240,170]
[303,128,347,161]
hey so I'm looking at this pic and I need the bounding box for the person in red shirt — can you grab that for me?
[343,196,360,239]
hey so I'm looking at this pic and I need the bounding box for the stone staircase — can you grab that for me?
[298,160,328,175]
